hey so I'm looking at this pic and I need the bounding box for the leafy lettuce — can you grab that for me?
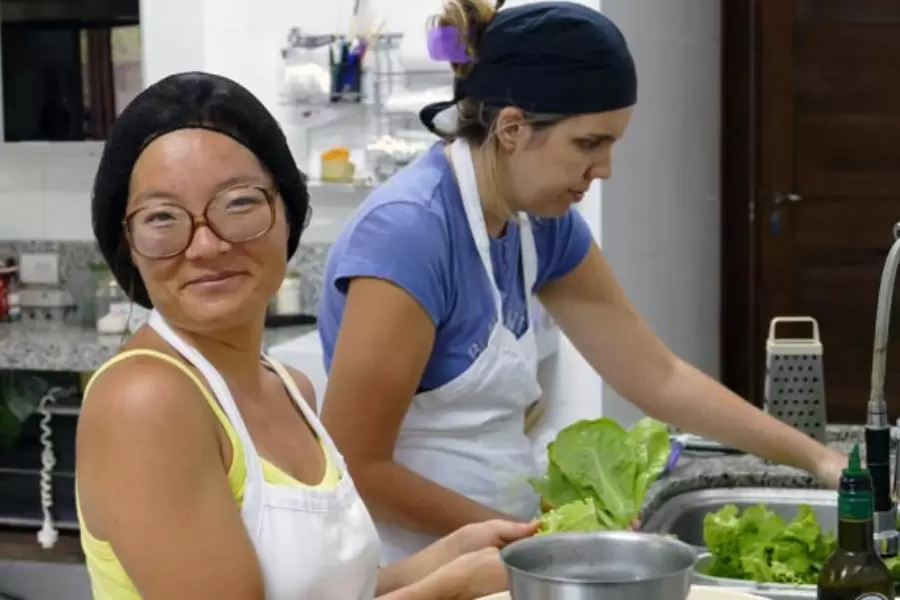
[704,503,900,585]
[530,417,671,534]
[703,503,836,585]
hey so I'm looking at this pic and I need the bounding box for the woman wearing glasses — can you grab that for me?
[75,72,533,600]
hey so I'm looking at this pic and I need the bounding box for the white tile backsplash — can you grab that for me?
[0,189,45,239]
[42,153,100,194]
[0,143,102,240]
[0,160,42,193]
[43,191,93,241]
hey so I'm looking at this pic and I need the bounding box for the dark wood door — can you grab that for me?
[757,0,900,423]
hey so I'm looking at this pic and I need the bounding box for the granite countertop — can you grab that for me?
[0,321,317,373]
[641,427,861,517]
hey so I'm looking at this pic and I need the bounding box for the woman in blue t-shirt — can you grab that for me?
[317,0,847,564]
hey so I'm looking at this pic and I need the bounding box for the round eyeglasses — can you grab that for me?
[123,185,312,259]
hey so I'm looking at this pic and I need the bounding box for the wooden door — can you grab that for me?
[756,0,900,423]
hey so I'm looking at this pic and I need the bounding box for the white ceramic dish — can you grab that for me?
[478,585,769,600]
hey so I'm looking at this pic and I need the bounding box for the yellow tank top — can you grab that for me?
[76,349,341,600]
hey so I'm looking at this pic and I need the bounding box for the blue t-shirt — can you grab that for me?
[318,143,593,392]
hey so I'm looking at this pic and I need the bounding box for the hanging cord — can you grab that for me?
[36,385,78,549]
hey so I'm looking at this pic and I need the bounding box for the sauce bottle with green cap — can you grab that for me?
[818,442,895,599]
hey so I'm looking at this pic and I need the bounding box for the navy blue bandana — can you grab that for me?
[421,1,637,134]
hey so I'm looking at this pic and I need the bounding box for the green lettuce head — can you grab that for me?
[530,416,671,533]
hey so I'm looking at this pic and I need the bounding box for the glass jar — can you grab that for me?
[94,267,130,334]
[269,269,303,317]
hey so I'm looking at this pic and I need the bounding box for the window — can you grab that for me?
[1,0,141,141]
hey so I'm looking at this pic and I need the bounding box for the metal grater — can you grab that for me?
[763,316,828,442]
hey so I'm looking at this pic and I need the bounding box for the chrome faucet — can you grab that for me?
[868,222,900,558]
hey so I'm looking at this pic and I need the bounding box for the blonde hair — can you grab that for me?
[428,0,566,221]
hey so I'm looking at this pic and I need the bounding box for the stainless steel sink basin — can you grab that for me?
[643,488,837,599]
[643,487,836,548]
[0,560,91,600]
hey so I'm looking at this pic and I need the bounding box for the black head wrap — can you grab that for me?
[420,1,637,134]
[91,71,309,309]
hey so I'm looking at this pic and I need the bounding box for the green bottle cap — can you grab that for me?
[838,442,874,520]
[845,442,866,477]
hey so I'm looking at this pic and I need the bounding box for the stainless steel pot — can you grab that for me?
[500,531,698,600]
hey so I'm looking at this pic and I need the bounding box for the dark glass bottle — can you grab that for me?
[818,442,895,600]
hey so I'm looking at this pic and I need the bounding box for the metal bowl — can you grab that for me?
[500,531,698,600]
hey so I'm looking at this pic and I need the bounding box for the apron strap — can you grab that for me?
[450,138,504,323]
[264,357,348,472]
[147,310,265,537]
[518,214,539,296]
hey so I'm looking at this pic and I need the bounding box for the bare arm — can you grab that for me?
[76,357,265,599]
[538,243,843,482]
[378,560,495,600]
[321,277,511,540]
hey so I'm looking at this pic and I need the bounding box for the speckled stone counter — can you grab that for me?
[0,239,328,373]
[0,321,317,372]
[641,429,862,518]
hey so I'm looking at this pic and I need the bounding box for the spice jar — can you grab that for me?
[270,270,303,317]
[94,266,130,334]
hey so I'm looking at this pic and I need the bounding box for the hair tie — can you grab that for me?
[426,26,471,63]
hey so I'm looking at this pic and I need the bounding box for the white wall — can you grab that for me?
[598,0,722,425]
[140,0,455,111]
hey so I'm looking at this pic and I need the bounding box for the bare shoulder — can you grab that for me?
[277,363,317,412]
[76,350,264,597]
[76,352,223,535]
[78,352,217,442]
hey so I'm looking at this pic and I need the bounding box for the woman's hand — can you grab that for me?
[814,448,847,489]
[448,519,538,556]
[379,519,536,595]
[440,548,509,600]
[378,547,509,600]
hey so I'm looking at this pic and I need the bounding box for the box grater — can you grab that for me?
[763,316,828,442]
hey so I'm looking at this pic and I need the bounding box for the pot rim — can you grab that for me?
[500,531,698,585]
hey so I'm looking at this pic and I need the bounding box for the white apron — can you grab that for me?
[148,311,381,600]
[376,138,544,564]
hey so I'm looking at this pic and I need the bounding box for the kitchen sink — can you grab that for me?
[644,487,837,600]
[0,560,91,600]
[643,487,837,548]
